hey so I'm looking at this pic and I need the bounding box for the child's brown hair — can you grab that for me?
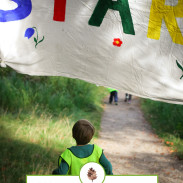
[72,119,95,145]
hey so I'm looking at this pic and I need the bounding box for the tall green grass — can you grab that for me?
[0,68,107,115]
[0,67,108,183]
[141,99,183,159]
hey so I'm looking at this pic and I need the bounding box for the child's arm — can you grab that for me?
[52,157,69,175]
[99,152,113,175]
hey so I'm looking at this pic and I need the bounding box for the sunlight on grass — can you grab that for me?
[1,111,75,150]
[0,108,105,183]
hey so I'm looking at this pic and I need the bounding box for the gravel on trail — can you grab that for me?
[97,93,183,183]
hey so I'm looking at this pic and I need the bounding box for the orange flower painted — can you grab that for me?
[113,38,122,47]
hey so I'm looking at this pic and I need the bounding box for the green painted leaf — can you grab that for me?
[34,37,37,43]
[38,36,44,44]
[176,60,183,71]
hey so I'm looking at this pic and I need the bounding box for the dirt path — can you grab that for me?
[97,93,183,183]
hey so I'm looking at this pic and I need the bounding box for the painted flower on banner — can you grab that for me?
[25,28,35,39]
[113,38,122,47]
[24,27,44,48]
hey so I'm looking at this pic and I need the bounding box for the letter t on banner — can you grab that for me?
[53,0,67,21]
[89,0,135,35]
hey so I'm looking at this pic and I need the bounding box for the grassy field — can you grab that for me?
[0,68,108,183]
[141,99,183,160]
[0,109,103,183]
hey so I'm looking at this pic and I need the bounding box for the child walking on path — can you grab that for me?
[124,93,132,103]
[108,88,118,105]
[52,119,113,175]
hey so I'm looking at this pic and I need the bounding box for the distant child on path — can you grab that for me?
[108,88,118,105]
[124,93,132,103]
[52,119,113,175]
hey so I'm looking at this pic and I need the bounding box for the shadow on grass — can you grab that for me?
[0,128,63,183]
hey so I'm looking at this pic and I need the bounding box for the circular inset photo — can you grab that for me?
[79,162,105,183]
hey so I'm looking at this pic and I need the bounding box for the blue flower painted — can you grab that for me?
[24,28,35,39]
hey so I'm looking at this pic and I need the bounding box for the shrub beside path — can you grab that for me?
[96,93,183,183]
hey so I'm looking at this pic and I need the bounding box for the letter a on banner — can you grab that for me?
[147,0,183,45]
[89,0,135,35]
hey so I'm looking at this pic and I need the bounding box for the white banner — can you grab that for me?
[0,0,183,104]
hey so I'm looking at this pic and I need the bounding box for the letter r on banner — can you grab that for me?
[147,0,183,45]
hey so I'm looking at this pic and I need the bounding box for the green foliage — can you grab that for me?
[0,67,107,115]
[141,99,183,159]
[0,113,73,183]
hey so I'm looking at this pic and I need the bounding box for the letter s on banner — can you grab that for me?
[0,0,32,22]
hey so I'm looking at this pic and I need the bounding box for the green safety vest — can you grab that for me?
[59,144,103,175]
[108,88,118,92]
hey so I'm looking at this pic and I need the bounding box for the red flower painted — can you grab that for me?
[113,38,122,47]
